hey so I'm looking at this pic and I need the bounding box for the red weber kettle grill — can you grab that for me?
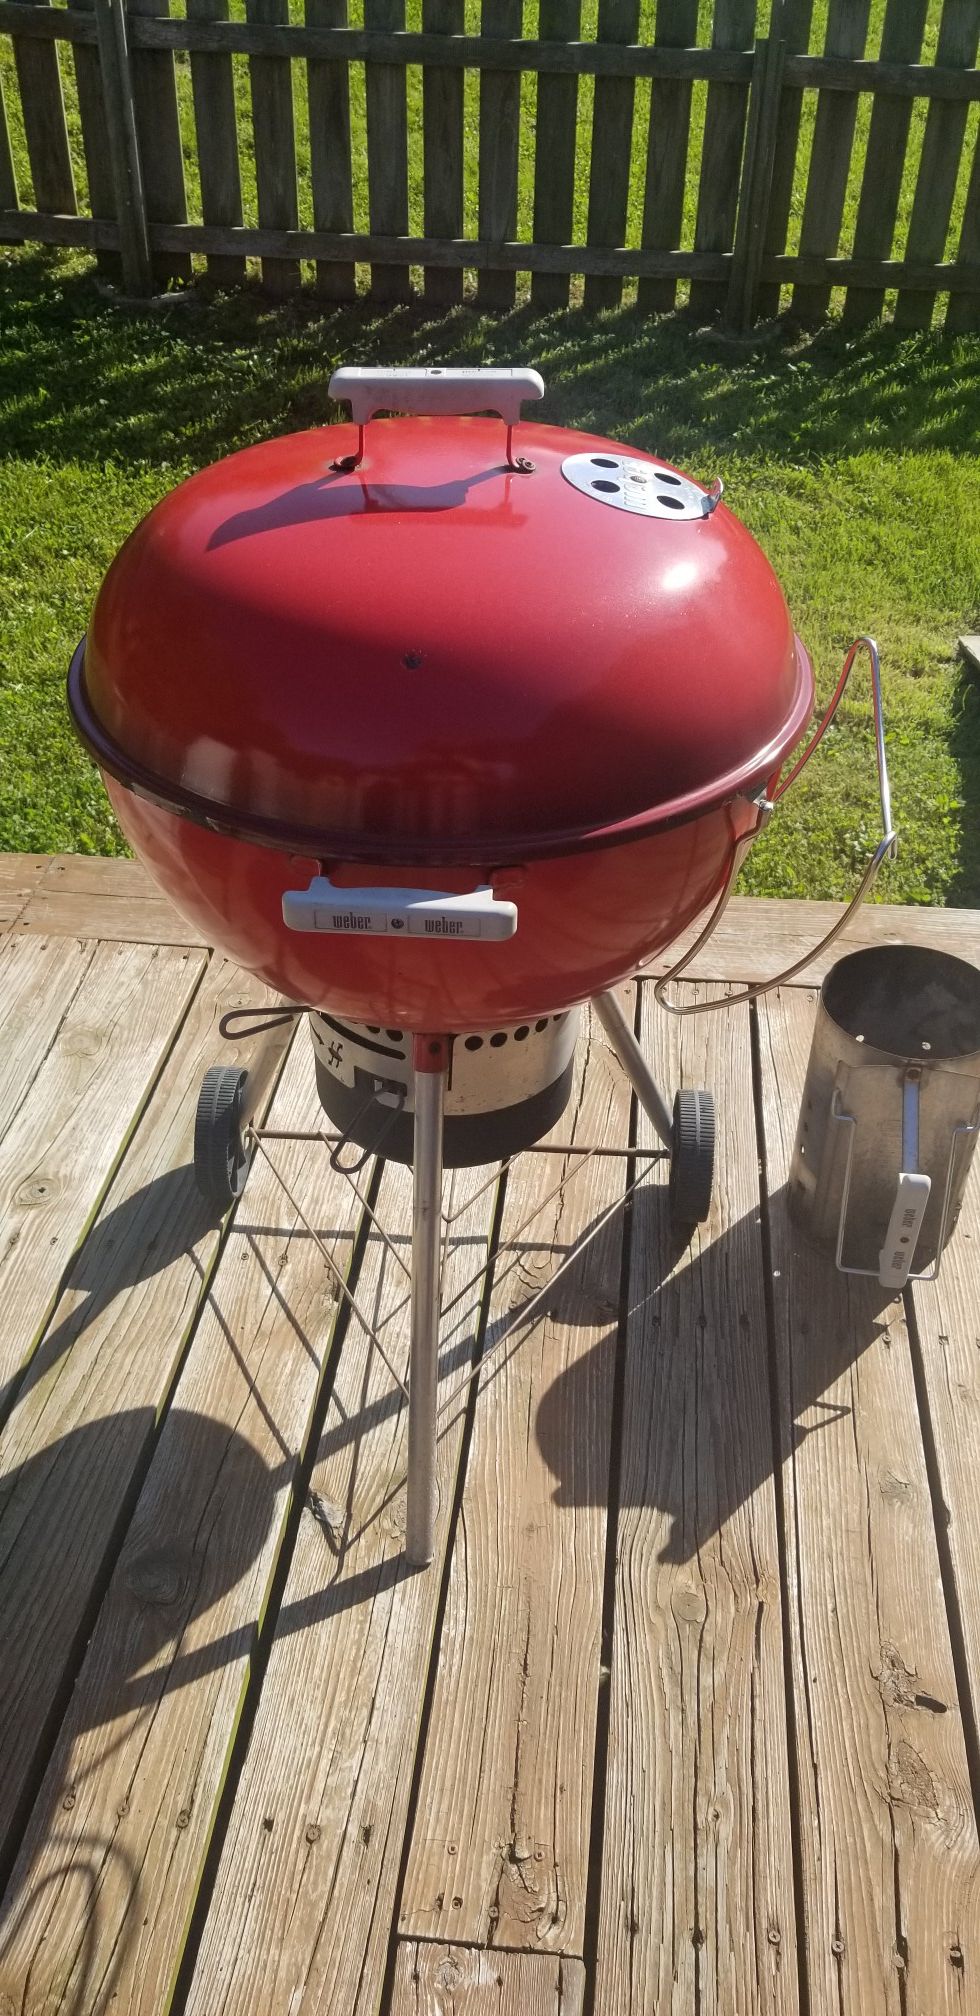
[68,365,896,1564]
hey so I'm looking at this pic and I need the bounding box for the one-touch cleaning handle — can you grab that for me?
[329,366,545,427]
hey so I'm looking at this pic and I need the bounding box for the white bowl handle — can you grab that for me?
[282,874,518,943]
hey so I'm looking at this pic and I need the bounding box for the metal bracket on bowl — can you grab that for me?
[653,635,899,1017]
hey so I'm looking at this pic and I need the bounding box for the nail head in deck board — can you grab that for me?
[399,1006,631,1955]
[895,0,980,330]
[127,0,192,284]
[791,0,872,325]
[247,0,300,293]
[8,0,76,215]
[390,1943,587,2015]
[583,0,640,313]
[476,0,524,311]
[594,984,798,2015]
[307,0,355,301]
[188,0,247,288]
[756,986,980,2014]
[422,0,464,306]
[0,1046,365,2016]
[0,941,205,1398]
[0,935,96,1144]
[365,0,410,304]
[637,0,699,314]
[0,959,282,1864]
[842,0,930,327]
[531,0,581,311]
[184,1161,498,2016]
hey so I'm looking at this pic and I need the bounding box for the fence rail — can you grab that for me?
[1,0,978,328]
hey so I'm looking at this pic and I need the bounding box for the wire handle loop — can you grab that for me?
[653,636,899,1017]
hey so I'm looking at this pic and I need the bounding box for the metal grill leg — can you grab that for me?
[406,1036,448,1568]
[593,989,674,1150]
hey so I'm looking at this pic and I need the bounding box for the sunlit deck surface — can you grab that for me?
[0,851,978,2016]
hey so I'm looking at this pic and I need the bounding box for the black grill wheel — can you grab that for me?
[194,1064,253,1211]
[669,1088,715,1227]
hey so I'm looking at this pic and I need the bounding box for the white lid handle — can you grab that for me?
[329,366,545,428]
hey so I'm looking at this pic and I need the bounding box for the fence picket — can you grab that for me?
[0,70,17,209]
[247,0,300,292]
[946,120,980,331]
[531,0,580,310]
[726,25,786,329]
[365,0,409,303]
[66,0,119,277]
[477,0,523,309]
[422,0,463,305]
[638,0,698,313]
[895,0,980,330]
[93,0,151,293]
[188,0,245,288]
[791,0,872,323]
[843,0,930,324]
[128,0,190,283]
[9,0,76,214]
[585,0,640,311]
[689,0,757,320]
[307,0,355,300]
[755,0,812,320]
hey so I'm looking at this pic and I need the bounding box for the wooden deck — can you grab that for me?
[0,852,979,2016]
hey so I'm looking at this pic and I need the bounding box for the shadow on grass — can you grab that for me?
[2,246,979,473]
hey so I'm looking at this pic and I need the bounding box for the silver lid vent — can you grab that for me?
[561,451,723,520]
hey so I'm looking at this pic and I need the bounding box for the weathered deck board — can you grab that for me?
[0,959,279,1870]
[16,853,208,945]
[0,1046,364,2016]
[390,1944,586,2014]
[0,941,205,1403]
[184,1159,498,2016]
[595,984,799,2015]
[756,986,980,2015]
[906,1138,980,1728]
[0,934,95,1144]
[400,1006,632,1955]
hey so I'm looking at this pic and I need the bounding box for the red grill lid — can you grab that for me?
[78,413,813,864]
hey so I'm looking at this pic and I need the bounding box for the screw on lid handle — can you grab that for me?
[329,366,545,428]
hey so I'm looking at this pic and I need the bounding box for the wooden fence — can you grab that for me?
[1,0,978,329]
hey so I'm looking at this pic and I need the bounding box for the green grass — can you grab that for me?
[1,252,978,904]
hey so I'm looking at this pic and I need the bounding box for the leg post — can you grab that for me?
[593,989,674,1150]
[405,1034,449,1568]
